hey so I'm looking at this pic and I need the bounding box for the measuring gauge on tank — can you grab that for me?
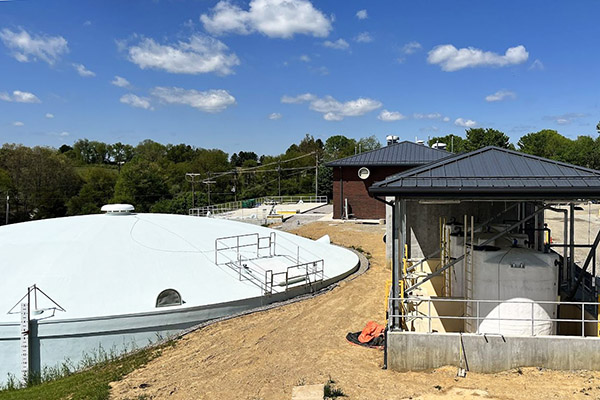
[358,167,370,180]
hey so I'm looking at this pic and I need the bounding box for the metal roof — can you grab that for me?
[325,140,450,167]
[369,146,600,199]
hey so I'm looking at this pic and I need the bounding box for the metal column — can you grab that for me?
[569,203,575,290]
[391,199,406,330]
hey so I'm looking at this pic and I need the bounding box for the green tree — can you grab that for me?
[464,128,512,151]
[68,168,118,215]
[113,160,170,212]
[357,135,382,152]
[109,142,135,171]
[517,130,572,161]
[324,135,356,161]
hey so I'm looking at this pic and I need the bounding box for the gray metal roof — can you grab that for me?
[369,146,600,199]
[325,140,450,167]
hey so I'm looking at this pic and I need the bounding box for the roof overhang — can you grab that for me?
[368,186,600,201]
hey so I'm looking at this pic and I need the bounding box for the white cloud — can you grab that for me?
[0,28,68,65]
[354,32,372,43]
[73,63,96,77]
[111,76,131,88]
[59,131,69,137]
[455,118,477,128]
[151,86,236,113]
[311,66,329,75]
[544,113,586,125]
[83,21,92,27]
[45,113,54,118]
[126,34,240,75]
[414,112,443,120]
[485,90,516,102]
[529,59,544,71]
[378,110,405,121]
[281,93,317,103]
[427,44,529,71]
[323,38,349,50]
[268,112,282,120]
[443,116,450,122]
[281,93,382,121]
[120,93,152,110]
[402,41,422,54]
[299,54,310,62]
[12,121,24,127]
[0,90,41,103]
[356,9,368,19]
[200,0,332,39]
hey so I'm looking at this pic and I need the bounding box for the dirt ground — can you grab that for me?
[110,221,600,400]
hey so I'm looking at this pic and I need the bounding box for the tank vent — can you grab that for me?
[101,204,135,215]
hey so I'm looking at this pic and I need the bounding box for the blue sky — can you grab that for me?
[0,0,599,155]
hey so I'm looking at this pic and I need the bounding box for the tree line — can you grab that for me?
[0,127,598,224]
[0,134,379,223]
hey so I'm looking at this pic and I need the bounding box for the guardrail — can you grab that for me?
[265,260,324,294]
[389,297,599,337]
[189,195,328,217]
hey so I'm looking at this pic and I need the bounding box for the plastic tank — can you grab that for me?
[469,246,558,336]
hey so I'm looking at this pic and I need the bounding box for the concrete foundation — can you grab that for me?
[388,331,600,373]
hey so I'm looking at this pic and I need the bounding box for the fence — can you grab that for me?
[189,195,328,217]
[389,297,600,337]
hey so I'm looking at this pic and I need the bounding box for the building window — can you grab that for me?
[156,289,182,308]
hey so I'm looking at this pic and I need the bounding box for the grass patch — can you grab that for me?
[324,377,346,398]
[350,245,372,260]
[0,344,166,400]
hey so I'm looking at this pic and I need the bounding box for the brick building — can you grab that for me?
[325,140,450,219]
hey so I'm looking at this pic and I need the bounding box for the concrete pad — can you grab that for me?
[291,384,324,400]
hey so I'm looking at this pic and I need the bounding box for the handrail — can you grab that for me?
[389,297,598,337]
[189,195,328,217]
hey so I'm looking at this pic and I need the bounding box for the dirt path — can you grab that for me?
[110,221,600,400]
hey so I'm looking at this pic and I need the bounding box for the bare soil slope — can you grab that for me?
[110,221,600,400]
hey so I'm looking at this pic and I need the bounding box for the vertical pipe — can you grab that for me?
[339,167,343,219]
[570,203,575,290]
[391,200,399,329]
[534,205,540,251]
[563,210,568,284]
[315,153,318,198]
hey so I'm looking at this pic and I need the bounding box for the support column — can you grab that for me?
[391,199,407,330]
[570,203,575,290]
[391,200,399,329]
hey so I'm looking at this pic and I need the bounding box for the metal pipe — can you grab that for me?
[570,203,576,290]
[406,205,551,294]
[391,201,399,329]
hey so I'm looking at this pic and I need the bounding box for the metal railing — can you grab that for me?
[214,232,276,265]
[265,260,324,294]
[189,195,328,217]
[214,232,324,294]
[389,297,599,337]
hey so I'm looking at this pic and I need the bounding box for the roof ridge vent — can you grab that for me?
[101,204,135,215]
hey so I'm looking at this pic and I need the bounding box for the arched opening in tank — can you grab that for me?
[156,289,183,308]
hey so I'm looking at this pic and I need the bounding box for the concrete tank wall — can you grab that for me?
[388,331,600,373]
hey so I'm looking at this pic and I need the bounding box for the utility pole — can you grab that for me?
[232,170,237,202]
[203,172,216,206]
[185,173,202,209]
[315,153,318,198]
[277,160,281,197]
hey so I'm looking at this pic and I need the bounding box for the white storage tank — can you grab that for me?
[468,246,559,336]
